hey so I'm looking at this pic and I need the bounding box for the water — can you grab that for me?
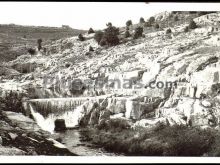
[52,129,121,156]
[28,98,122,156]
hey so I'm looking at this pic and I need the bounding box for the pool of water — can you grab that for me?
[51,129,122,156]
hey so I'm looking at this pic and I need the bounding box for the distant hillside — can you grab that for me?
[0,24,86,62]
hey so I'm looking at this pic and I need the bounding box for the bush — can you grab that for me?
[174,15,179,21]
[126,20,132,27]
[154,23,160,29]
[89,46,94,52]
[144,21,151,27]
[124,30,131,38]
[166,28,172,34]
[37,39,42,51]
[184,26,189,32]
[88,28,95,34]
[27,48,36,55]
[133,26,143,39]
[78,34,85,41]
[94,31,104,44]
[148,17,155,25]
[101,25,119,46]
[0,91,26,115]
[188,20,197,29]
[139,17,145,24]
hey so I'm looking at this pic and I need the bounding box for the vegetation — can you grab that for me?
[37,39,42,51]
[148,16,155,25]
[88,28,95,34]
[184,26,189,32]
[139,17,145,24]
[174,15,179,22]
[94,23,119,46]
[94,31,104,43]
[27,48,36,55]
[82,120,220,156]
[124,30,131,38]
[78,34,85,41]
[0,91,26,115]
[133,27,143,39]
[126,20,132,27]
[188,20,197,29]
[89,46,94,52]
[154,23,160,29]
[166,28,172,34]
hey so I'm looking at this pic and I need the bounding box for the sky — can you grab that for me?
[0,2,220,30]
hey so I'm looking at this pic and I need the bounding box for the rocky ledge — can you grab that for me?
[0,110,77,156]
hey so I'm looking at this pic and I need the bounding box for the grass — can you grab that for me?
[81,118,220,156]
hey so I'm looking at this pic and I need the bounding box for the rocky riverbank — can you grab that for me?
[0,109,77,155]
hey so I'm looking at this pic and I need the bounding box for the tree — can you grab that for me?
[102,25,120,46]
[88,28,95,34]
[144,21,151,27]
[78,34,85,41]
[140,17,145,24]
[37,38,42,51]
[188,20,197,29]
[133,26,143,39]
[149,17,155,25]
[94,31,104,43]
[106,22,112,27]
[126,20,132,27]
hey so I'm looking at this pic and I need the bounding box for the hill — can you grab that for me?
[0,24,86,62]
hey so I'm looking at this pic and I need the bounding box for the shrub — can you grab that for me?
[27,48,36,55]
[37,39,42,51]
[0,91,26,115]
[188,20,197,29]
[124,30,131,38]
[166,28,172,34]
[154,23,160,29]
[148,17,155,25]
[94,31,104,43]
[78,34,85,41]
[88,28,95,34]
[184,26,189,32]
[89,46,94,52]
[174,15,179,21]
[139,17,145,24]
[126,20,132,27]
[102,25,120,46]
[133,26,143,39]
[99,38,107,46]
[144,21,151,27]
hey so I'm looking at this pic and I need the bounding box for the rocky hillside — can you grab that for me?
[0,24,86,62]
[1,11,220,130]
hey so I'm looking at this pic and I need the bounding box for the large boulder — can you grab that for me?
[106,98,126,114]
[54,119,66,132]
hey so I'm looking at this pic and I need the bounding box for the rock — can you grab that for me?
[54,119,66,132]
[125,100,141,120]
[106,98,126,114]
[110,113,124,119]
[201,100,212,108]
[8,133,18,140]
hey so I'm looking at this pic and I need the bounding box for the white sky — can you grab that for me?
[0,2,220,30]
